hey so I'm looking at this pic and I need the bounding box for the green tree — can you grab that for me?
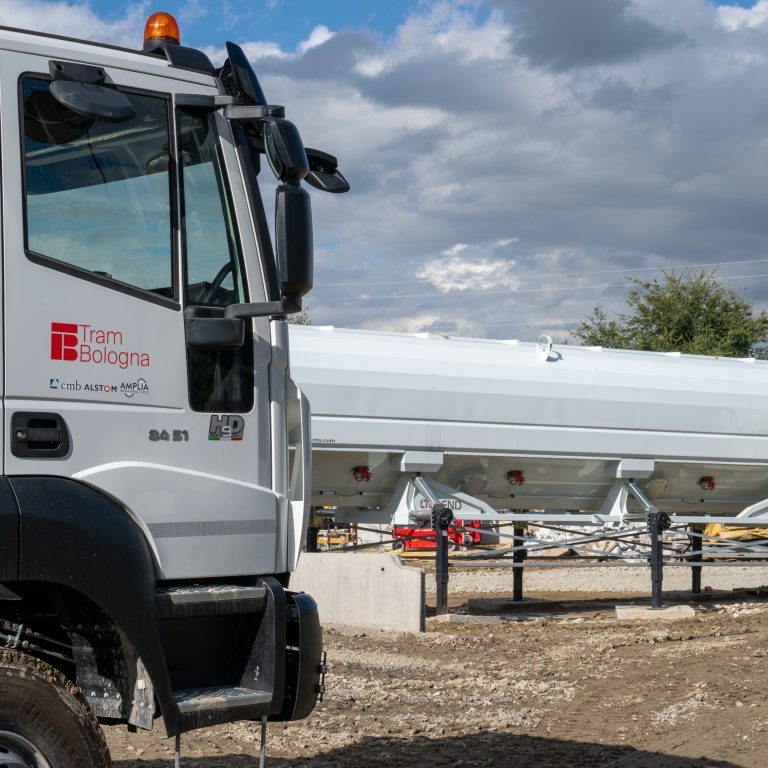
[574,269,768,358]
[287,307,311,326]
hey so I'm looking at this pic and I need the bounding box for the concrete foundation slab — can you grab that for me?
[428,614,506,626]
[291,553,425,632]
[468,597,562,614]
[615,605,696,622]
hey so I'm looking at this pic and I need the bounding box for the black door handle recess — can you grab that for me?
[11,412,70,458]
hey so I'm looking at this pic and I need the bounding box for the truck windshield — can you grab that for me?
[22,77,173,299]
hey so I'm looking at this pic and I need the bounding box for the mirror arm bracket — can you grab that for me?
[225,300,286,319]
[224,104,286,122]
[49,60,107,85]
[175,93,237,111]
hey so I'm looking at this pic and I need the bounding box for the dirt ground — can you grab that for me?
[104,580,768,768]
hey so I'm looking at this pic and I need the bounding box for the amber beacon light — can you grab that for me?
[144,11,180,45]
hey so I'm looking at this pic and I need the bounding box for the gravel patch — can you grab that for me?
[424,565,768,594]
[104,593,768,767]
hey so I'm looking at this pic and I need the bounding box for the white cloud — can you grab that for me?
[203,25,337,66]
[298,25,334,54]
[266,82,446,158]
[395,2,511,61]
[355,1,511,77]
[718,0,768,31]
[0,1,150,48]
[416,254,520,292]
[180,0,206,24]
[367,312,449,334]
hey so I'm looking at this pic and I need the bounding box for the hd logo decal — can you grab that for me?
[208,415,245,441]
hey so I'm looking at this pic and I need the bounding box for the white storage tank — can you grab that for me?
[289,325,768,516]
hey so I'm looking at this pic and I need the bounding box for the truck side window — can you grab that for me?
[179,110,253,413]
[179,110,245,307]
[22,78,173,299]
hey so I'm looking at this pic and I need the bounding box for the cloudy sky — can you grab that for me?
[5,0,768,341]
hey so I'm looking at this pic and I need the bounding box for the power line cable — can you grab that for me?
[318,271,768,302]
[388,320,576,332]
[314,257,768,288]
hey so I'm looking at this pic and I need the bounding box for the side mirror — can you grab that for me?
[48,60,134,123]
[276,183,313,307]
[218,185,313,321]
[305,148,350,194]
[50,81,134,123]
[185,306,245,349]
[263,118,309,184]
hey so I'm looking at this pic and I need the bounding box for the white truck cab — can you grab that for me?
[0,13,346,766]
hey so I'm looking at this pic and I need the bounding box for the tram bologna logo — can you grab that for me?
[50,322,150,369]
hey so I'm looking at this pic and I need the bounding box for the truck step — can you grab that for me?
[156,585,267,618]
[174,686,272,713]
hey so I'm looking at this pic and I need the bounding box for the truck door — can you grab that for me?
[2,51,276,580]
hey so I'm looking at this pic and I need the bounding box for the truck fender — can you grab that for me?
[0,479,18,581]
[9,476,176,727]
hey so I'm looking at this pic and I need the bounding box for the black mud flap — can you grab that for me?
[276,592,323,721]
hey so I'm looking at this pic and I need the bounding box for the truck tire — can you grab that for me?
[0,650,111,768]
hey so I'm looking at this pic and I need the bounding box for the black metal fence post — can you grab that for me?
[513,522,526,602]
[433,507,454,615]
[648,510,672,609]
[690,524,703,595]
[306,526,319,553]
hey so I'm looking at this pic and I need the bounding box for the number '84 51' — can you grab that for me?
[149,429,189,442]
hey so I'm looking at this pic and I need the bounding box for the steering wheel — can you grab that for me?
[199,262,233,305]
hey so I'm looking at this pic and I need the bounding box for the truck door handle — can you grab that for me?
[15,427,61,443]
[11,413,70,459]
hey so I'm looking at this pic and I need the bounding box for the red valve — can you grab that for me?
[352,465,372,483]
[506,470,525,486]
[698,476,716,491]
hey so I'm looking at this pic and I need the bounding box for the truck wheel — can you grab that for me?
[0,650,111,768]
